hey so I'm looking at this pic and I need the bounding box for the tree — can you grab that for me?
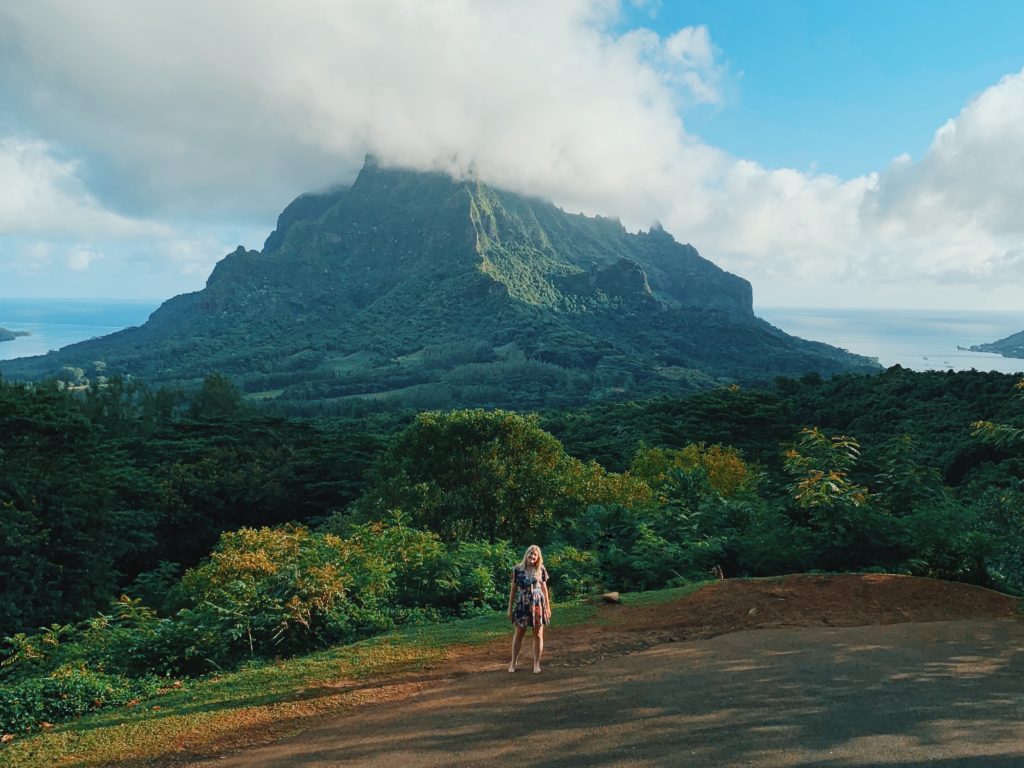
[630,443,753,499]
[969,378,1024,591]
[783,427,867,513]
[188,373,243,419]
[355,409,642,542]
[176,524,382,661]
[782,427,886,569]
[971,378,1024,449]
[873,433,947,516]
[0,380,158,634]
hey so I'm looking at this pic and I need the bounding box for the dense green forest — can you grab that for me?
[2,366,1023,733]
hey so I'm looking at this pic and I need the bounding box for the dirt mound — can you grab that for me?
[552,574,1020,662]
[628,573,1016,631]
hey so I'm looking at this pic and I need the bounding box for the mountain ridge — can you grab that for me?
[0,159,880,409]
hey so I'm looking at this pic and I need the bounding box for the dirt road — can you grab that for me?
[188,576,1024,767]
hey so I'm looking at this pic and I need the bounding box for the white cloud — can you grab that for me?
[665,26,713,67]
[67,244,100,271]
[872,70,1024,236]
[1,228,264,298]
[630,0,661,19]
[0,1,725,221]
[159,234,246,278]
[0,137,167,238]
[674,68,1024,304]
[21,241,53,273]
[0,1,1021,307]
[857,69,1024,285]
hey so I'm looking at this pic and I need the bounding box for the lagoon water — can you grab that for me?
[758,307,1024,374]
[0,298,159,362]
[2,298,1024,375]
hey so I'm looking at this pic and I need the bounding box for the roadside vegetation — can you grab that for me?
[2,367,1023,753]
[0,598,605,766]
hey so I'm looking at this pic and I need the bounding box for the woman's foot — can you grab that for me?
[533,663,541,674]
[508,660,517,673]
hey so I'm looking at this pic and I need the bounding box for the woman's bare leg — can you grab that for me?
[532,626,544,673]
[509,625,526,672]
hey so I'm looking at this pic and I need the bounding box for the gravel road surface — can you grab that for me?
[194,618,1024,768]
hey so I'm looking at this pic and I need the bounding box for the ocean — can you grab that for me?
[2,299,1023,375]
[0,298,159,362]
[757,307,1024,375]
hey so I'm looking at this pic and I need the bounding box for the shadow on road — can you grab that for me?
[190,618,1024,767]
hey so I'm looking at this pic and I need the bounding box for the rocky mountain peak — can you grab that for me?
[0,158,880,409]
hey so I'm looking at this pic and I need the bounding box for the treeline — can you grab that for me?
[2,368,1024,731]
[0,374,403,636]
[29,309,844,413]
[3,367,1024,637]
[545,367,1024,482]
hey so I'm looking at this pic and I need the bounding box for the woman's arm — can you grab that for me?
[507,570,516,619]
[542,581,552,619]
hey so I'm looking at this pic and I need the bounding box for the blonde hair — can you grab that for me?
[518,544,545,574]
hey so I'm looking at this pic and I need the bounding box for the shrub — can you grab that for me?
[328,514,521,615]
[543,545,601,598]
[561,503,726,592]
[0,665,161,733]
[441,540,519,613]
[899,500,993,584]
[177,524,376,665]
[729,503,815,576]
[0,597,172,684]
[631,444,753,499]
[331,513,446,609]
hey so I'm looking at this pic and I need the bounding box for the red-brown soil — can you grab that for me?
[585,573,1019,647]
[167,575,1021,767]
[484,573,1018,673]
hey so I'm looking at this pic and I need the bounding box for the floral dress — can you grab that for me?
[512,564,549,628]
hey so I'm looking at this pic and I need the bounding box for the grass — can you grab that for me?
[618,581,713,607]
[321,350,377,373]
[0,586,706,767]
[243,389,284,401]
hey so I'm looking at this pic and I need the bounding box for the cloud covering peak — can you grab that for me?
[1,0,1023,307]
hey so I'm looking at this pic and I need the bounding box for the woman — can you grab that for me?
[507,544,551,673]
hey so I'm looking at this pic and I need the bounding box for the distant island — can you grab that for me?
[969,329,1024,360]
[0,327,29,343]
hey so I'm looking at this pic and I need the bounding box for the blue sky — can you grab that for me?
[639,0,1024,177]
[1,1,1023,309]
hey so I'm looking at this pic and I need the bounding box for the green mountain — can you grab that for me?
[0,159,880,409]
[970,331,1024,360]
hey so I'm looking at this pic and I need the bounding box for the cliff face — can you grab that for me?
[0,159,879,408]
